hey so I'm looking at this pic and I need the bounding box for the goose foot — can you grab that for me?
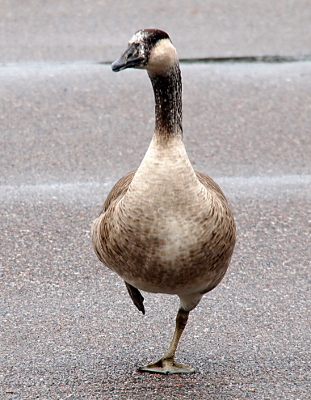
[138,358,195,374]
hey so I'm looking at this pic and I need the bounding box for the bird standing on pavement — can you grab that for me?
[92,28,236,374]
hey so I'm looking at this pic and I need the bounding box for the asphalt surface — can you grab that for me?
[2,0,311,61]
[1,1,311,399]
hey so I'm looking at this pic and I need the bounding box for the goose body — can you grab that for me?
[92,29,236,373]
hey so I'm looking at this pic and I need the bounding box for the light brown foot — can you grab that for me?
[138,358,195,374]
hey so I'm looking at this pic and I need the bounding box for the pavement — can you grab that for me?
[1,1,311,399]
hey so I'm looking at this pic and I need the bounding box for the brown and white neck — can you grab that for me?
[146,39,183,142]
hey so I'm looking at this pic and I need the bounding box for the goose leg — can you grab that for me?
[139,308,195,374]
[125,281,145,315]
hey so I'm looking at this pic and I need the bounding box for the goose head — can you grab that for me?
[112,29,178,75]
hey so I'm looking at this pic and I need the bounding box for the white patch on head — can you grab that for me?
[129,30,145,44]
[129,30,148,60]
[147,39,178,74]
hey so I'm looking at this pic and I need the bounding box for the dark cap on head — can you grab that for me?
[112,29,171,72]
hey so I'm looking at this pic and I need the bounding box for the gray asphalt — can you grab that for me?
[2,0,311,61]
[1,1,311,399]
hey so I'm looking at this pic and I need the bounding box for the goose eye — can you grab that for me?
[127,44,139,59]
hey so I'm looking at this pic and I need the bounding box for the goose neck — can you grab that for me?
[148,63,183,142]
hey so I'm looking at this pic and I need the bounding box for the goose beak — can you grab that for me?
[112,44,144,72]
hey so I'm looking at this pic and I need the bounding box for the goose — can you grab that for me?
[92,28,236,374]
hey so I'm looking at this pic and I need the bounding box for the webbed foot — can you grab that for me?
[138,358,195,374]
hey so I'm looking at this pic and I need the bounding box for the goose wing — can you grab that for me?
[100,169,146,314]
[102,169,136,213]
[195,170,228,204]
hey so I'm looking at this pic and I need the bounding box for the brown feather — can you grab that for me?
[101,170,136,213]
[102,169,227,214]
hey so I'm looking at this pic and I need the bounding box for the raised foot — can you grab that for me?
[138,358,195,374]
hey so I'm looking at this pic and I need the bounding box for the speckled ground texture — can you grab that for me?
[1,1,311,400]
